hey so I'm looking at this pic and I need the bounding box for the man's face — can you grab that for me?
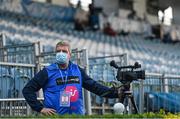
[56,45,71,59]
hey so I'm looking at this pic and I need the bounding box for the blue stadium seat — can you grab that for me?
[145,92,180,113]
[0,74,14,98]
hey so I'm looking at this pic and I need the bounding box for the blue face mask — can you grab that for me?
[56,52,69,64]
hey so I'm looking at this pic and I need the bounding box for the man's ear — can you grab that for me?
[68,53,71,58]
[68,51,71,58]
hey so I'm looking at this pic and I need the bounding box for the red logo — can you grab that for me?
[65,86,79,102]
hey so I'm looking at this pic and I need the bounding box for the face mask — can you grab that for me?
[56,52,69,64]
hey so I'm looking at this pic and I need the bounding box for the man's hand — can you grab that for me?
[40,108,56,115]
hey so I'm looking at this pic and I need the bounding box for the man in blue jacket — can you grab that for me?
[23,40,120,115]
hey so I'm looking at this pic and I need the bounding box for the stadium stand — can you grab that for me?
[0,9,180,75]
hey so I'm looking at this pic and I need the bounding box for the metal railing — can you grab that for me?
[0,42,40,64]
[140,73,180,113]
[0,98,43,117]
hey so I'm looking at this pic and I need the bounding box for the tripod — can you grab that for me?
[118,82,139,114]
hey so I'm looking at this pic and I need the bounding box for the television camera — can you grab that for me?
[110,60,145,84]
[110,60,145,114]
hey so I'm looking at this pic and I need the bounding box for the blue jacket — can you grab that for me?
[23,62,118,115]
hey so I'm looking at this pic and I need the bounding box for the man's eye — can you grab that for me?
[62,50,68,53]
[56,50,68,53]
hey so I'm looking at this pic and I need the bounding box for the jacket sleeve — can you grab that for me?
[22,68,48,112]
[79,66,118,98]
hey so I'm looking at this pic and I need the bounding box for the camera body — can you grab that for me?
[110,60,145,84]
[117,70,145,84]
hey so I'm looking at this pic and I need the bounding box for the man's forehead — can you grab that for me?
[56,45,69,50]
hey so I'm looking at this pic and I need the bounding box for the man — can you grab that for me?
[23,41,120,115]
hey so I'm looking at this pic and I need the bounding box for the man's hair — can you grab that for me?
[56,40,71,53]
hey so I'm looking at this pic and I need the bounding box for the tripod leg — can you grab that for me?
[123,96,129,114]
[119,95,125,103]
[130,95,139,114]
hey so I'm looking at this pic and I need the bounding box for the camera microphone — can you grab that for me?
[110,60,119,69]
[134,62,141,68]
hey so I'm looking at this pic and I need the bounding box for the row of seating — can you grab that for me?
[0,10,180,75]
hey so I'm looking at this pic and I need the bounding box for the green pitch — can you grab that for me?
[2,111,180,119]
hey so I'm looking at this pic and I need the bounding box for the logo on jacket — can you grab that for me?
[65,86,79,102]
[56,76,80,85]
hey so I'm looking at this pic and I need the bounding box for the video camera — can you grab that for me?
[110,60,145,84]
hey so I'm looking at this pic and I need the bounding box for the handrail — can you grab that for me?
[0,62,36,67]
[0,98,44,101]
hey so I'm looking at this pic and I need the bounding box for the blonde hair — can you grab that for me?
[56,40,71,53]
